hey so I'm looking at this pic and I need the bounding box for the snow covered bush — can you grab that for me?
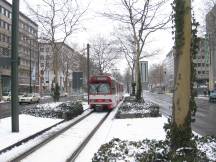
[92,136,216,162]
[21,101,83,119]
[115,96,160,118]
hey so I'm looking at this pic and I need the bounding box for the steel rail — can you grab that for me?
[0,120,65,155]
[10,110,93,162]
[66,111,110,162]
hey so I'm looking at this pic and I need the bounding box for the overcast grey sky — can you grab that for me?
[7,0,207,74]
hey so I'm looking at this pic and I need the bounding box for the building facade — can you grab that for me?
[193,38,209,88]
[163,40,209,93]
[206,5,216,91]
[0,0,39,97]
[162,49,175,92]
[39,42,81,95]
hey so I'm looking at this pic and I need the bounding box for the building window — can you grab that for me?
[4,8,7,16]
[46,47,49,52]
[40,48,44,52]
[40,55,44,60]
[46,55,50,60]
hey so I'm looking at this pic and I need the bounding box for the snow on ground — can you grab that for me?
[82,101,90,110]
[0,100,167,162]
[76,103,167,162]
[22,113,107,162]
[1,99,214,162]
[0,115,62,150]
[36,102,63,110]
[0,110,92,162]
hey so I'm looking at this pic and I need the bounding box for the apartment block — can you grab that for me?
[39,42,81,94]
[206,5,216,91]
[0,0,39,95]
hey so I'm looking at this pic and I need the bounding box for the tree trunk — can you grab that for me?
[131,67,136,96]
[171,0,192,150]
[65,62,69,93]
[52,45,60,101]
[0,75,2,101]
[135,54,142,101]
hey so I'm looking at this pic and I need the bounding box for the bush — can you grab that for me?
[115,96,161,119]
[92,137,215,162]
[21,101,83,119]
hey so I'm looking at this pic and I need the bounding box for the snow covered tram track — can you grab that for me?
[0,110,93,162]
[0,119,66,155]
[66,111,110,162]
[10,111,110,162]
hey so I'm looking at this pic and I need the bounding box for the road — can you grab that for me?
[0,95,81,119]
[143,91,216,136]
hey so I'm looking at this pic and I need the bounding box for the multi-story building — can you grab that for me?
[162,49,175,92]
[206,5,216,91]
[163,39,209,93]
[39,42,81,94]
[0,0,39,96]
[193,38,209,87]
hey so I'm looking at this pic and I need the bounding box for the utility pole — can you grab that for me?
[11,0,20,132]
[29,40,32,93]
[87,44,90,104]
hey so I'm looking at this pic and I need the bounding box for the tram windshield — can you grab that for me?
[89,83,110,94]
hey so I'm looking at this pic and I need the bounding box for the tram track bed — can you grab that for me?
[0,110,94,162]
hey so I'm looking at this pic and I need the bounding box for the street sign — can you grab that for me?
[0,57,11,66]
[72,72,83,91]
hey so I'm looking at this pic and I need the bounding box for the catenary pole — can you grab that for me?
[87,44,90,104]
[11,0,20,132]
[29,40,32,93]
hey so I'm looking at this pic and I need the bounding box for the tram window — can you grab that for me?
[90,83,110,94]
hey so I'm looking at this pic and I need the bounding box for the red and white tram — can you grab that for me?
[89,75,124,111]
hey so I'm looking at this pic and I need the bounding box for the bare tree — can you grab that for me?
[103,0,170,100]
[123,67,133,94]
[114,25,160,95]
[26,0,88,101]
[89,35,120,74]
[148,63,164,88]
[60,44,80,94]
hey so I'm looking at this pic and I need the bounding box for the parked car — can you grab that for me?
[60,92,68,97]
[209,90,216,102]
[2,92,11,101]
[19,93,40,104]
